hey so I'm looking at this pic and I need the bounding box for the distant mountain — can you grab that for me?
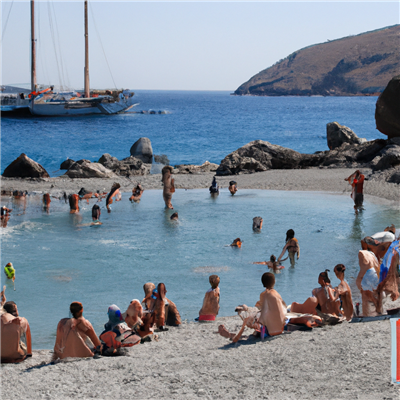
[234,25,400,96]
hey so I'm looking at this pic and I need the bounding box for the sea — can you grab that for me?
[1,91,398,350]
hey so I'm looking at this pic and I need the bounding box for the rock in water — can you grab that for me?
[65,160,117,178]
[2,153,50,178]
[130,137,153,163]
[375,75,400,139]
[326,122,366,150]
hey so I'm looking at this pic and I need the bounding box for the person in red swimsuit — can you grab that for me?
[345,170,365,214]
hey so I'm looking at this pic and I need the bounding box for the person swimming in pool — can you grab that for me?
[277,229,300,267]
[253,255,284,273]
[129,184,144,203]
[106,183,121,212]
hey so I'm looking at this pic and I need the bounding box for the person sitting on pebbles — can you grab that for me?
[198,275,220,321]
[1,300,32,363]
[278,229,300,267]
[230,238,242,248]
[228,181,237,195]
[162,166,175,209]
[53,302,102,360]
[330,264,354,321]
[253,255,284,273]
[106,183,121,212]
[129,184,144,203]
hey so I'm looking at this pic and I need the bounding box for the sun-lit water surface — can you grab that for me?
[1,189,399,349]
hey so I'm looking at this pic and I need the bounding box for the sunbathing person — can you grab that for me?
[69,194,80,213]
[53,302,102,360]
[1,301,32,363]
[91,204,102,225]
[331,264,354,321]
[209,176,219,195]
[231,238,242,248]
[129,184,144,203]
[100,304,141,355]
[199,275,220,321]
[106,183,121,212]
[228,181,237,195]
[291,270,337,316]
[162,166,175,209]
[253,255,284,273]
[252,216,263,231]
[278,229,300,267]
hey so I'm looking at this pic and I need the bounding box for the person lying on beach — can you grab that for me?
[228,181,237,195]
[170,212,178,221]
[69,194,80,213]
[91,204,102,225]
[231,238,242,248]
[129,184,144,203]
[199,275,220,321]
[331,264,354,321]
[277,229,300,267]
[100,304,141,355]
[253,255,284,273]
[53,302,102,360]
[290,270,337,316]
[1,301,32,363]
[162,166,175,209]
[209,176,219,194]
[43,193,51,211]
[106,183,121,212]
[367,225,396,244]
[252,216,263,231]
[78,187,99,204]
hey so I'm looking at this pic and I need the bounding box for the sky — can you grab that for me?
[1,1,399,91]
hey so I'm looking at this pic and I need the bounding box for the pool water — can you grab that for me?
[1,189,399,349]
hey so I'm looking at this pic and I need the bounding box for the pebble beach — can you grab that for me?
[1,168,400,400]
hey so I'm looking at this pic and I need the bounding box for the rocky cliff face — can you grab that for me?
[235,25,400,96]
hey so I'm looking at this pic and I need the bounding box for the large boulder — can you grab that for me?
[130,137,153,163]
[65,160,117,178]
[2,153,49,178]
[98,153,120,170]
[375,75,400,138]
[119,156,151,176]
[60,159,75,170]
[326,122,366,150]
[371,145,400,171]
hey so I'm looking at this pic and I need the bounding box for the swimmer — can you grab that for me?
[68,194,80,213]
[253,255,284,273]
[228,181,237,196]
[78,187,99,204]
[4,263,15,287]
[91,204,102,225]
[198,275,220,321]
[162,166,174,209]
[106,183,121,212]
[43,193,51,210]
[129,184,144,203]
[277,229,300,267]
[230,238,242,248]
[331,264,354,320]
[252,216,263,231]
[170,212,178,221]
[209,176,219,195]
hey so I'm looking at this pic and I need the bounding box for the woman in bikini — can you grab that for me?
[277,229,300,267]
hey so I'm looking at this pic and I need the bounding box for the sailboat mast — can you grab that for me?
[84,0,90,98]
[31,0,37,92]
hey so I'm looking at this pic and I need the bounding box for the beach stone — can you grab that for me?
[326,122,366,150]
[174,161,219,174]
[387,166,400,184]
[2,153,50,178]
[371,145,400,171]
[65,161,117,178]
[375,75,400,138]
[120,156,152,176]
[154,154,170,165]
[98,153,120,170]
[60,159,75,170]
[130,137,153,163]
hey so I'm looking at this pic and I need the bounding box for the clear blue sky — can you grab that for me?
[1,1,399,91]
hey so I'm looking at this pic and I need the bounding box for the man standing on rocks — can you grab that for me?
[345,170,365,214]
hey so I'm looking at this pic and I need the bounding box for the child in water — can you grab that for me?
[253,255,284,273]
[198,275,220,321]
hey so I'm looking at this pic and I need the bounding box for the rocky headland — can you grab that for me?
[234,25,399,96]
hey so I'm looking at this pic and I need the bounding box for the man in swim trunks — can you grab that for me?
[345,170,365,214]
[1,301,32,363]
[199,275,220,321]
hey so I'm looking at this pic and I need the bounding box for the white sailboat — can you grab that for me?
[29,0,137,116]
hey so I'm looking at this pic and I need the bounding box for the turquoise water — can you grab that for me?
[1,189,399,349]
